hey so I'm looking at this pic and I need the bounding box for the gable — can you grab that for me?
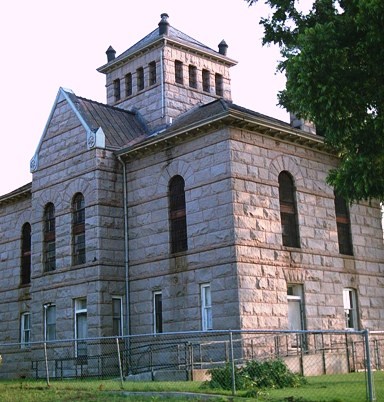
[30,88,147,173]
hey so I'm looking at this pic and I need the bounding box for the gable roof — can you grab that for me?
[30,88,147,172]
[98,24,237,74]
[64,90,148,149]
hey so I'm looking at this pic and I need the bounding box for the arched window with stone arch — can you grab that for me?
[44,203,56,271]
[278,171,300,248]
[20,222,31,285]
[72,193,86,265]
[169,175,187,253]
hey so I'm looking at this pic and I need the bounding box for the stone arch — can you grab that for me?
[61,178,95,207]
[16,210,33,230]
[156,159,194,195]
[33,187,64,221]
[269,155,304,188]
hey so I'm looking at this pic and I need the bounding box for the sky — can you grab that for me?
[0,0,291,196]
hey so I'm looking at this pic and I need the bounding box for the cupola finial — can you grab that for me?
[159,13,170,36]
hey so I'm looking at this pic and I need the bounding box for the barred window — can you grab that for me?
[21,222,31,285]
[202,69,210,92]
[188,65,197,89]
[175,60,183,84]
[44,203,56,272]
[169,175,187,253]
[278,171,300,248]
[125,73,132,97]
[149,61,157,86]
[215,73,223,96]
[334,193,353,255]
[72,193,85,265]
[113,78,121,101]
[137,67,144,91]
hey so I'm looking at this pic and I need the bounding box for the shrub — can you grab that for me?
[208,363,249,390]
[206,359,306,391]
[243,359,307,389]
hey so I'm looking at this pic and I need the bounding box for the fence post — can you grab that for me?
[44,342,50,387]
[229,331,236,396]
[363,329,375,402]
[116,338,124,389]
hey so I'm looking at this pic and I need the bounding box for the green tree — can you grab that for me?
[246,0,384,203]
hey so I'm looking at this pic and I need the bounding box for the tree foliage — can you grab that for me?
[246,0,384,202]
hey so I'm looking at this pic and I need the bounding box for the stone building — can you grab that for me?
[1,13,384,377]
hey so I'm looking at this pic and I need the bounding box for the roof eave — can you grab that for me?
[116,107,330,159]
[97,35,237,74]
[0,183,32,205]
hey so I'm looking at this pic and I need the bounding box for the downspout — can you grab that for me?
[161,43,166,118]
[118,155,130,337]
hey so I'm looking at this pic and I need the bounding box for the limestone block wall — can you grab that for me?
[125,127,241,334]
[229,127,384,330]
[0,196,32,344]
[28,98,126,341]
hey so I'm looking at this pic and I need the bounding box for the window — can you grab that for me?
[175,60,183,84]
[113,78,121,101]
[75,298,87,360]
[125,73,132,97]
[153,292,163,334]
[44,304,56,341]
[188,65,197,88]
[112,297,123,336]
[215,73,223,96]
[287,284,306,348]
[20,312,31,348]
[201,284,212,331]
[202,69,210,92]
[169,175,187,253]
[343,288,358,329]
[334,193,353,255]
[278,171,300,248]
[44,203,56,272]
[137,67,144,91]
[21,222,31,285]
[149,61,157,86]
[72,193,85,265]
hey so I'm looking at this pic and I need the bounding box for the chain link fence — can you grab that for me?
[0,329,382,401]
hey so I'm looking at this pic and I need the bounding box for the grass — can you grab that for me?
[0,371,382,402]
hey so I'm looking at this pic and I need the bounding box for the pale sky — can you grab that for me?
[0,0,291,196]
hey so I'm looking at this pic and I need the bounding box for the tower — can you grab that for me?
[97,13,237,132]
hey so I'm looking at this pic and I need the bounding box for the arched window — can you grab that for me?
[169,175,187,253]
[278,171,300,248]
[334,193,353,255]
[44,203,56,271]
[21,223,31,285]
[73,193,86,265]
